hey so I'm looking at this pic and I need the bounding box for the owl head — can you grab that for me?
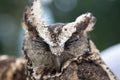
[22,0,96,57]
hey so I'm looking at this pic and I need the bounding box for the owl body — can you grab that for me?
[22,0,117,80]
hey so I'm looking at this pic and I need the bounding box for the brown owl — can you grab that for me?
[22,0,117,80]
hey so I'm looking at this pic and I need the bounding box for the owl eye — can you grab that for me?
[32,37,50,50]
[65,37,79,47]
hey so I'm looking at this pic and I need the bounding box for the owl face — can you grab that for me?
[22,0,96,57]
[22,0,96,79]
[23,9,96,56]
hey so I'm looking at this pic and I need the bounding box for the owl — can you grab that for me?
[22,0,117,80]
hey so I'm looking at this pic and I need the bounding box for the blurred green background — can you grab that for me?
[0,0,120,56]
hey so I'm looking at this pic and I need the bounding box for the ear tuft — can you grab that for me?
[74,12,96,32]
[85,14,96,32]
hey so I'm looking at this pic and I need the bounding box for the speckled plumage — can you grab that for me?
[22,0,117,80]
[0,55,27,80]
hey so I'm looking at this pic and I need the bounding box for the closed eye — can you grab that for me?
[65,37,79,47]
[32,37,50,51]
[68,38,79,43]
